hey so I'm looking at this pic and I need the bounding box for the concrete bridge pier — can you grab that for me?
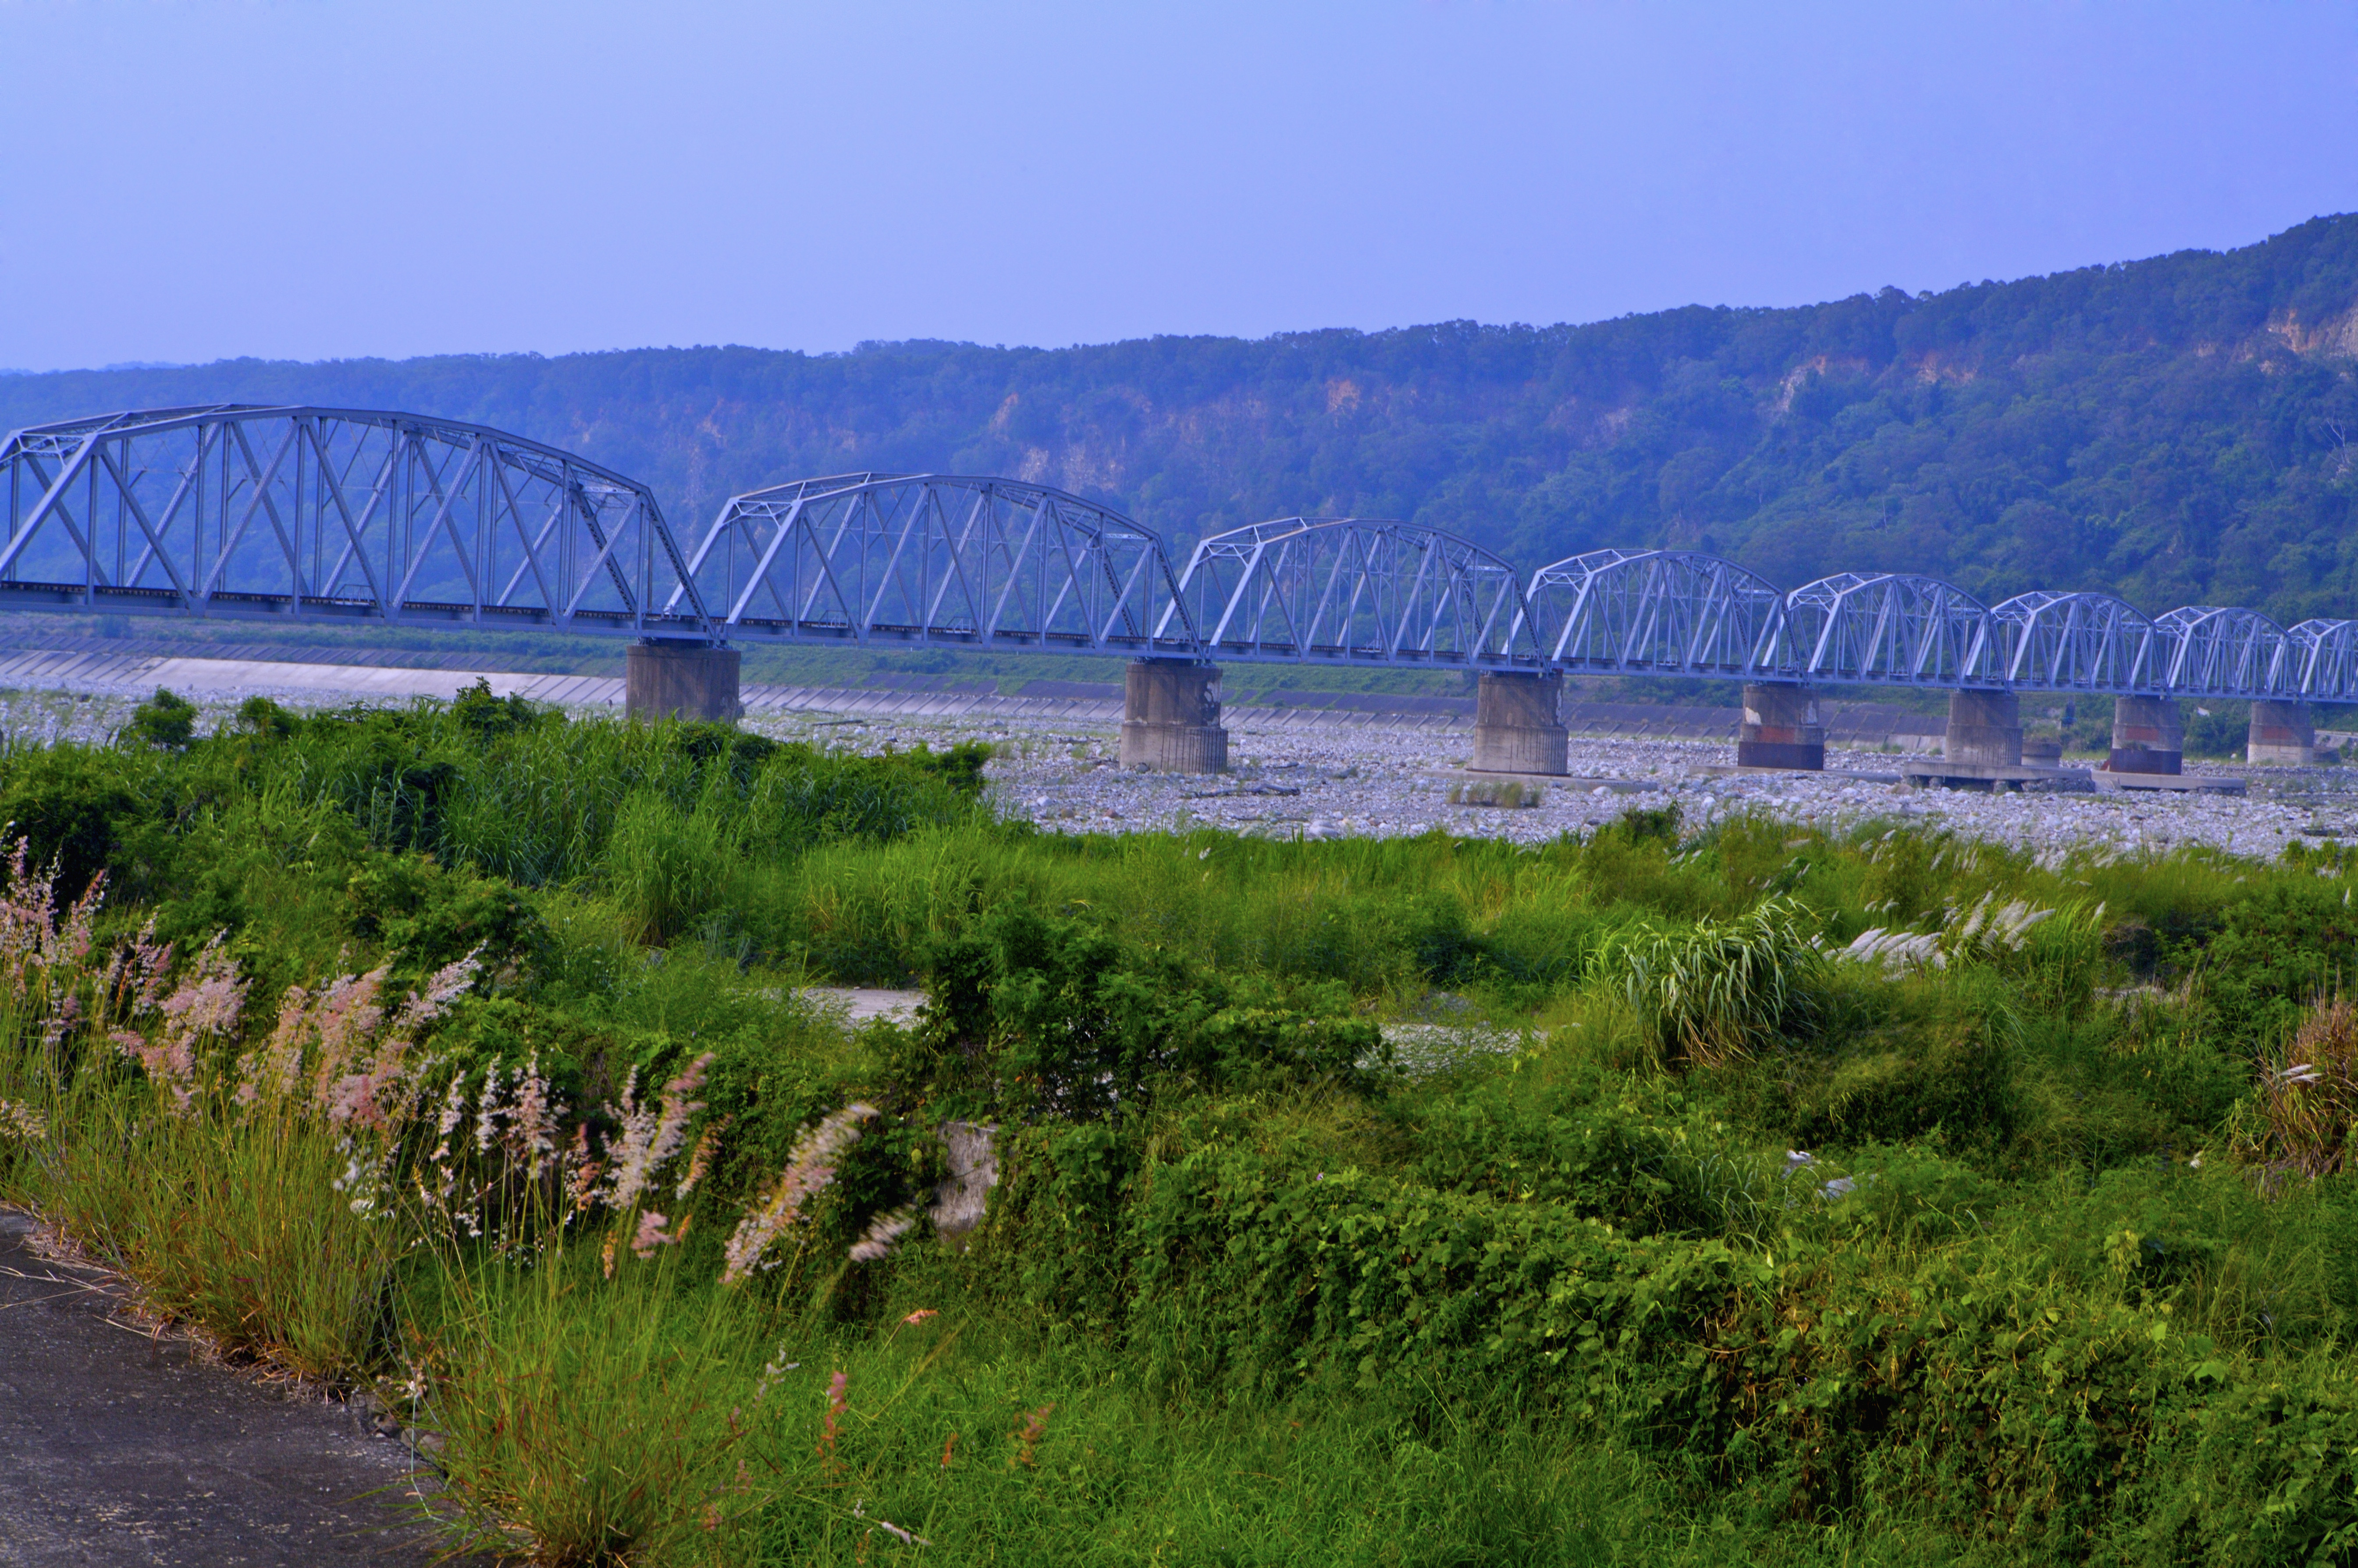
[2109,696,2184,775]
[1944,689,2023,767]
[1471,671,1568,774]
[1120,660,1227,772]
[2248,699,2315,765]
[626,640,742,722]
[1736,683,1824,770]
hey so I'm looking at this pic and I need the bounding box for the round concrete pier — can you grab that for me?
[1737,683,1824,770]
[2248,699,2314,765]
[1119,661,1227,772]
[1944,689,2023,767]
[626,641,742,722]
[1470,672,1568,775]
[2109,696,2184,775]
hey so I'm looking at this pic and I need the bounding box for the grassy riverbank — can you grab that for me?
[4,686,2358,1563]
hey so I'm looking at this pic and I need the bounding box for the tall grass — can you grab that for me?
[605,785,734,945]
[1592,896,1823,1066]
[0,853,408,1377]
[414,1256,775,1565]
[28,1087,405,1379]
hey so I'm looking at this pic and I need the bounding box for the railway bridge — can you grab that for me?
[4,405,2347,776]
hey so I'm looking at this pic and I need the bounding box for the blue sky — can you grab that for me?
[3,1,2354,370]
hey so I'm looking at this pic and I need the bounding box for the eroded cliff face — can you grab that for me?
[2269,304,2358,359]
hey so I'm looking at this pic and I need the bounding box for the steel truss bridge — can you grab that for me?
[0,406,709,639]
[4,408,2353,704]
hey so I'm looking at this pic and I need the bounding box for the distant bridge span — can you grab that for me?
[3,412,2347,771]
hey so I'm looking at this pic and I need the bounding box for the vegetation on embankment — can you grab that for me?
[10,686,2358,1562]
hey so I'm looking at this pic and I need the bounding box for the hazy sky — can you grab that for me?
[3,1,2354,371]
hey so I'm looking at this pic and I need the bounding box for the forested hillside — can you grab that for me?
[10,215,2358,623]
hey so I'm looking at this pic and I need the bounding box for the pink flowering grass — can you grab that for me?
[722,1103,880,1285]
[0,845,491,1381]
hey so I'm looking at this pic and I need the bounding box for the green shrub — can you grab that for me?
[903,905,1379,1118]
[0,745,146,901]
[448,676,548,742]
[126,686,196,750]
[345,850,546,978]
[232,694,298,740]
[2188,878,2358,1051]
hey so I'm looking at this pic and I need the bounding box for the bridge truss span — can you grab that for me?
[1166,519,1542,669]
[1522,548,1785,678]
[1778,572,1995,689]
[2152,605,2293,698]
[672,473,1195,654]
[0,405,708,637]
[2288,619,2358,700]
[1987,591,2159,693]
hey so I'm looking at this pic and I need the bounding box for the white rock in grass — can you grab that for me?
[931,1122,999,1242]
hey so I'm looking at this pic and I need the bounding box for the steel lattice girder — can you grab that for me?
[0,405,708,636]
[1163,519,1542,668]
[669,473,1195,654]
[1522,548,1785,676]
[2152,605,2292,697]
[1988,591,2159,692]
[1777,572,1995,688]
[2288,619,2358,700]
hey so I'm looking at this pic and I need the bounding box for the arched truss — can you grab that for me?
[1988,591,2159,693]
[2288,619,2358,700]
[11,408,2358,703]
[0,405,707,636]
[1161,519,1541,668]
[2152,605,2292,698]
[1522,548,1785,677]
[1778,572,1994,688]
[669,474,1193,654]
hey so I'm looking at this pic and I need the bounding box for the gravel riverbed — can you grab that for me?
[745,711,2358,864]
[9,676,2351,865]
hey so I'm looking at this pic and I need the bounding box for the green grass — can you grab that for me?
[9,693,2358,1562]
[20,1087,405,1380]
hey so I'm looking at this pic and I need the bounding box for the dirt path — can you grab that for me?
[0,1210,465,1566]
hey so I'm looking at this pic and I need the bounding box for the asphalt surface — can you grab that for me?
[0,1209,460,1566]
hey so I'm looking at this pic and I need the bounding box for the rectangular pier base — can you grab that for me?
[1903,761,2095,793]
[2097,772,2247,796]
[1693,764,1903,784]
[1421,769,1662,792]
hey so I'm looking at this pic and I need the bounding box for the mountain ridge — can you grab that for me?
[8,214,2358,624]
